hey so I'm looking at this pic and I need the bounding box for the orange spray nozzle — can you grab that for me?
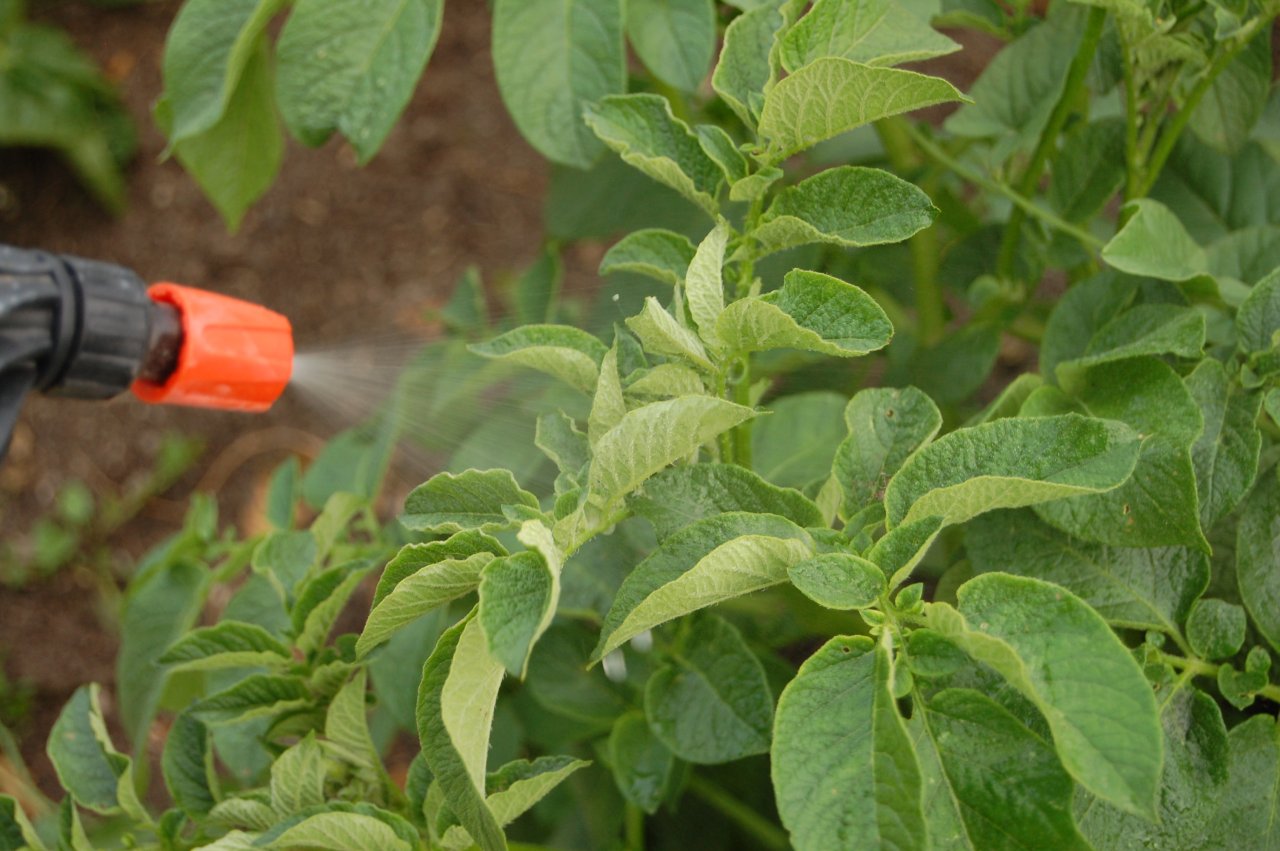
[131,283,293,413]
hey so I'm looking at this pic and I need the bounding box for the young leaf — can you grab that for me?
[748,166,937,257]
[274,0,443,162]
[833,386,941,516]
[607,712,675,814]
[883,414,1141,529]
[780,0,960,70]
[401,469,541,534]
[712,4,785,128]
[772,636,925,851]
[1186,359,1262,528]
[270,734,326,816]
[967,510,1209,636]
[1204,714,1280,846]
[588,396,756,506]
[593,512,812,660]
[160,0,284,143]
[685,221,731,348]
[626,0,716,92]
[159,622,292,672]
[624,297,714,371]
[0,795,44,851]
[1058,304,1207,374]
[910,688,1090,850]
[1236,466,1280,653]
[867,514,944,589]
[492,0,625,167]
[259,812,413,851]
[716,269,893,358]
[479,524,563,677]
[628,462,824,539]
[372,532,508,608]
[535,412,590,477]
[600,229,696,287]
[787,553,885,610]
[292,564,374,655]
[695,124,749,184]
[1101,200,1209,281]
[416,614,505,851]
[190,675,312,725]
[470,325,608,393]
[627,363,707,398]
[759,58,966,159]
[588,346,627,447]
[929,574,1163,817]
[1235,266,1280,355]
[1187,599,1247,661]
[357,552,493,657]
[440,757,591,848]
[47,685,133,815]
[644,614,774,763]
[583,95,726,215]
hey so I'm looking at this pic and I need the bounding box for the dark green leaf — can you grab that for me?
[607,712,674,814]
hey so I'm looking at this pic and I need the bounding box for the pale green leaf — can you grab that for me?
[600,229,696,287]
[626,363,707,398]
[1102,199,1209,281]
[788,553,885,609]
[470,325,607,392]
[402,469,540,534]
[0,795,46,851]
[480,521,564,677]
[588,346,627,446]
[160,621,291,672]
[535,412,590,477]
[492,0,625,167]
[712,4,785,128]
[190,675,311,726]
[358,553,493,658]
[781,0,959,70]
[442,616,505,792]
[324,669,379,772]
[834,386,941,516]
[440,757,590,848]
[270,734,326,816]
[685,221,731,348]
[624,297,714,371]
[868,514,944,589]
[759,57,966,158]
[772,636,925,851]
[372,532,507,608]
[627,0,716,92]
[47,686,129,814]
[884,414,1141,529]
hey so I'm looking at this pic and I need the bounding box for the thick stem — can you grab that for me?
[996,6,1106,284]
[733,359,753,468]
[625,802,646,851]
[686,775,790,851]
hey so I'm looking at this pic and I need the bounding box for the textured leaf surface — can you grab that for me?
[644,615,773,763]
[600,229,696,287]
[470,325,607,392]
[834,386,941,516]
[931,574,1163,817]
[1203,714,1280,847]
[357,552,493,657]
[717,269,893,357]
[1236,266,1280,354]
[160,621,291,672]
[1186,359,1261,528]
[492,0,625,167]
[760,57,965,158]
[627,0,716,91]
[772,637,925,851]
[607,712,675,814]
[1060,304,1206,374]
[781,0,959,70]
[884,414,1141,528]
[750,166,937,256]
[1236,466,1280,653]
[629,462,823,539]
[402,469,540,534]
[712,4,784,128]
[594,513,811,659]
[372,532,507,608]
[625,297,714,371]
[261,812,412,851]
[1102,199,1208,281]
[480,522,563,677]
[788,553,885,609]
[685,221,731,348]
[162,713,215,816]
[47,686,128,814]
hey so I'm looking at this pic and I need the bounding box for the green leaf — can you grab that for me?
[967,509,1208,636]
[759,57,965,159]
[1036,358,1209,551]
[160,0,283,142]
[907,323,1002,405]
[884,414,1141,529]
[594,512,812,660]
[600,229,696,287]
[868,514,944,589]
[929,573,1163,817]
[535,412,590,478]
[696,123,749,183]
[260,812,413,851]
[1150,136,1280,243]
[772,636,925,851]
[470,325,607,393]
[626,0,716,92]
[162,713,216,817]
[292,564,373,655]
[253,530,317,595]
[160,622,292,672]
[1059,304,1207,375]
[325,669,378,773]
[190,675,311,725]
[358,552,494,658]
[372,532,508,608]
[492,0,625,167]
[0,795,44,851]
[1204,714,1280,847]
[1236,266,1280,354]
[752,391,849,490]
[788,553,885,609]
[1102,199,1209,281]
[416,614,506,851]
[624,297,714,371]
[1186,358,1262,528]
[275,0,443,162]
[748,166,938,256]
[1078,686,1230,850]
[480,522,563,677]
[588,345,627,447]
[157,40,282,230]
[1189,27,1272,155]
[441,757,591,848]
[607,712,675,814]
[629,462,823,539]
[910,688,1090,850]
[712,4,784,128]
[1236,466,1280,653]
[644,614,774,763]
[270,734,326,816]
[717,269,893,358]
[1187,599,1247,660]
[583,94,725,215]
[1039,272,1138,378]
[685,221,731,348]
[402,469,541,534]
[627,363,707,398]
[781,0,959,70]
[46,685,135,815]
[588,396,756,506]
[513,244,564,325]
[1049,117,1126,222]
[833,386,941,516]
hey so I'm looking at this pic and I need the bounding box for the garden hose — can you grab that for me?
[0,243,293,459]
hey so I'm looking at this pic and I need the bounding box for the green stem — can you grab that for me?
[877,117,944,344]
[1161,652,1280,704]
[1121,43,1143,202]
[733,359,753,468]
[716,369,735,464]
[905,124,1105,253]
[686,775,790,851]
[996,6,1106,284]
[625,802,646,851]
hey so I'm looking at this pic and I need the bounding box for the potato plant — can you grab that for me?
[5,0,1280,849]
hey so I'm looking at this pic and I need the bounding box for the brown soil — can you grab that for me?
[0,0,549,794]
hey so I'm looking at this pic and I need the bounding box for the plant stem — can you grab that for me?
[716,369,735,464]
[1121,43,1143,201]
[733,359,753,468]
[996,6,1106,284]
[625,802,645,851]
[905,124,1105,253]
[877,117,944,344]
[686,775,790,851]
[1161,652,1280,704]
